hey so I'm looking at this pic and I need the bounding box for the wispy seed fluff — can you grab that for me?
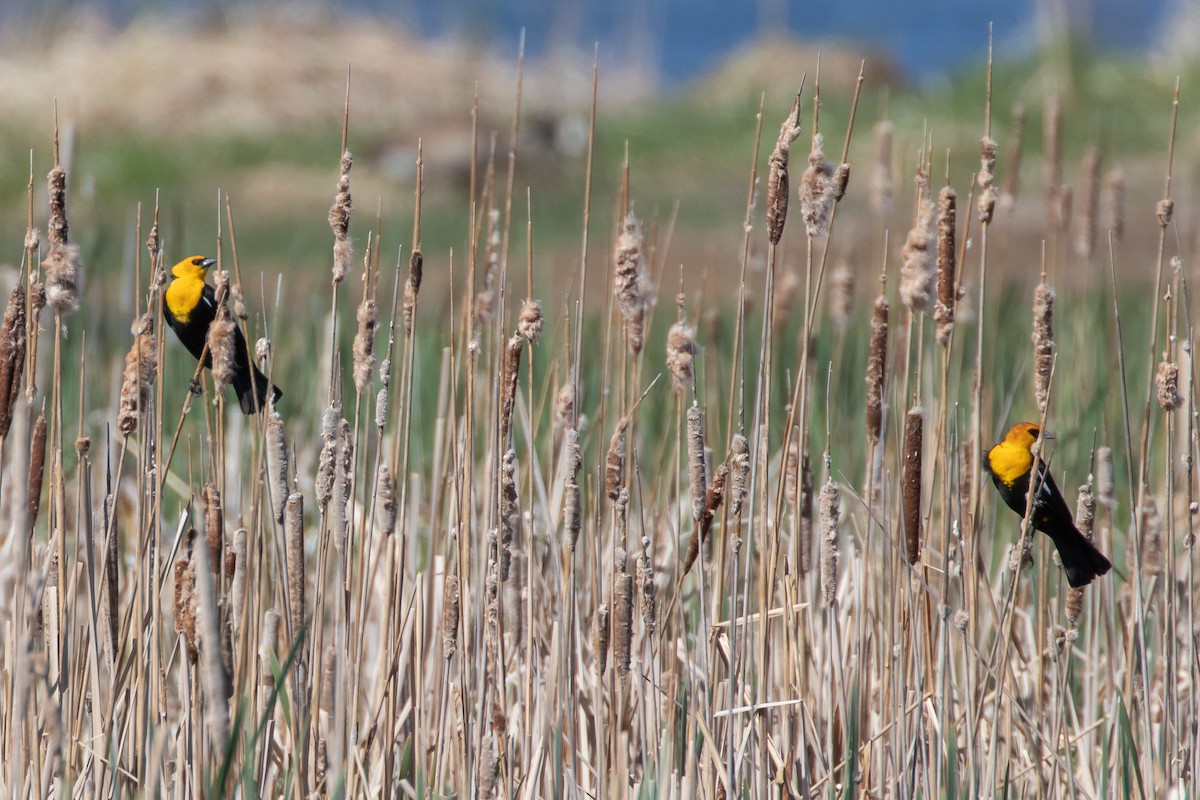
[819,477,841,605]
[977,137,998,224]
[799,133,845,238]
[614,212,653,356]
[767,93,803,245]
[553,382,575,437]
[1157,358,1182,411]
[687,404,707,522]
[666,322,697,395]
[352,298,377,393]
[329,151,353,285]
[728,433,751,517]
[43,165,82,317]
[0,283,28,438]
[900,166,935,313]
[869,119,894,218]
[208,307,237,394]
[518,299,544,342]
[934,186,957,347]
[1032,276,1055,414]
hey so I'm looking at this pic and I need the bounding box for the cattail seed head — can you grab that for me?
[174,558,199,664]
[1075,144,1101,258]
[42,242,81,317]
[1032,277,1055,413]
[117,313,157,438]
[28,412,46,526]
[1103,168,1125,242]
[518,299,544,342]
[260,610,280,685]
[209,307,238,394]
[47,165,69,245]
[799,133,838,238]
[977,136,998,223]
[666,322,697,395]
[255,337,270,363]
[687,404,707,522]
[637,537,656,638]
[375,462,397,535]
[767,93,803,245]
[1096,447,1115,509]
[266,408,288,523]
[403,250,422,335]
[553,382,575,437]
[901,405,924,565]
[203,482,223,576]
[866,292,889,444]
[500,334,524,446]
[499,450,519,581]
[442,574,460,660]
[934,186,957,346]
[563,428,582,552]
[684,462,728,577]
[284,493,305,637]
[605,418,628,501]
[614,564,633,680]
[230,528,247,638]
[1157,198,1175,228]
[870,119,894,218]
[352,298,377,392]
[819,477,841,604]
[592,603,610,678]
[729,433,751,517]
[329,151,353,285]
[1140,496,1163,578]
[375,387,389,429]
[0,283,27,438]
[614,212,653,355]
[900,168,935,313]
[1066,483,1097,626]
[1157,359,1182,411]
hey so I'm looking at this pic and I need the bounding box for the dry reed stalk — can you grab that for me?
[934,186,957,346]
[500,334,523,446]
[43,165,81,317]
[637,536,656,638]
[1103,168,1125,241]
[819,477,841,605]
[614,548,633,679]
[209,307,238,394]
[667,322,697,396]
[0,284,26,438]
[563,428,582,552]
[687,404,707,522]
[352,298,377,393]
[614,211,652,356]
[999,104,1026,210]
[174,557,198,664]
[117,313,156,437]
[592,603,610,678]
[518,298,543,342]
[260,610,280,686]
[285,493,305,638]
[1066,484,1096,626]
[901,405,924,565]
[230,529,247,638]
[728,434,750,517]
[1033,275,1055,414]
[977,136,998,223]
[28,412,46,525]
[499,450,519,581]
[203,482,223,577]
[767,92,803,245]
[683,462,729,577]
[329,150,353,285]
[866,290,889,445]
[403,250,422,335]
[900,163,935,313]
[266,408,288,523]
[442,574,460,660]
[605,418,628,501]
[1097,447,1115,509]
[869,119,893,217]
[375,463,396,535]
[1075,144,1101,258]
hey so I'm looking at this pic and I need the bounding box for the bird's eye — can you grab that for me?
[1029,427,1040,438]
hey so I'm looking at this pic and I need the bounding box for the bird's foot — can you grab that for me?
[188,378,204,396]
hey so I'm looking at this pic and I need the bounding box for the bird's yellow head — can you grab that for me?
[170,255,216,281]
[1003,421,1051,452]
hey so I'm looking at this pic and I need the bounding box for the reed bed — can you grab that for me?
[0,43,1197,800]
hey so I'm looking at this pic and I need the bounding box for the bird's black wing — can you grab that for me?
[1030,458,1077,533]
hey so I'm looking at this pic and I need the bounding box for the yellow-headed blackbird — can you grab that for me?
[163,255,281,414]
[985,422,1112,587]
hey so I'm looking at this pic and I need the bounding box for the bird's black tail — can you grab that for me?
[232,362,282,415]
[1050,527,1113,588]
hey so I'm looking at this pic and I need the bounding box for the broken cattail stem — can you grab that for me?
[934,186,957,346]
[442,574,460,660]
[687,404,707,522]
[329,150,353,285]
[1066,484,1096,626]
[592,604,610,679]
[901,405,924,565]
[866,291,889,444]
[819,477,841,604]
[1033,276,1055,414]
[284,493,306,639]
[28,412,46,526]
[767,93,803,245]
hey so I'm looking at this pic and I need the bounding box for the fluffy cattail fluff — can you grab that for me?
[403,250,422,335]
[900,167,935,313]
[901,405,924,565]
[934,187,957,346]
[117,313,157,437]
[375,463,397,535]
[977,136,998,224]
[518,299,544,342]
[442,574,460,659]
[605,418,628,501]
[352,298,377,392]
[0,284,26,438]
[174,558,198,664]
[553,382,575,437]
[614,212,652,355]
[1158,198,1175,228]
[592,603,610,678]
[1032,276,1055,413]
[637,537,656,638]
[829,259,854,332]
[684,462,729,576]
[687,404,707,522]
[230,529,247,638]
[1103,168,1125,242]
[329,150,353,285]
[728,434,751,517]
[28,413,46,526]
[614,550,633,680]
[1075,145,1101,258]
[999,104,1026,210]
[260,610,280,686]
[284,493,305,638]
[209,307,237,394]
[819,477,841,605]
[869,119,894,217]
[500,334,524,447]
[563,428,583,552]
[1066,484,1097,626]
[1096,447,1115,510]
[44,165,82,317]
[767,93,802,245]
[866,291,889,444]
[203,482,223,577]
[666,322,697,395]
[266,408,289,524]
[799,133,843,238]
[1158,359,1182,411]
[1140,496,1163,578]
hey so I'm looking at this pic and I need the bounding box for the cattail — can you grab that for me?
[901,405,924,565]
[637,537,656,638]
[255,337,271,363]
[869,119,894,217]
[1044,94,1068,230]
[684,462,729,577]
[1103,168,1125,242]
[284,493,305,638]
[329,150,353,285]
[767,93,803,245]
[403,250,422,335]
[1157,198,1175,228]
[827,258,855,332]
[0,284,26,439]
[799,133,839,238]
[518,299,544,342]
[500,334,523,446]
[335,417,354,547]
[1140,496,1163,578]
[866,291,889,444]
[614,549,633,679]
[442,574,460,659]
[28,412,46,526]
[260,610,280,686]
[316,407,339,511]
[266,408,288,523]
[1096,447,1115,509]
[475,208,500,325]
[999,104,1026,210]
[605,418,628,501]
[209,307,237,394]
[1066,484,1096,626]
[193,538,231,753]
[117,313,157,437]
[174,558,199,664]
[375,463,397,535]
[666,322,697,395]
[935,187,957,346]
[1033,276,1055,413]
[203,482,223,577]
[352,298,377,392]
[1158,358,1182,411]
[553,382,575,437]
[499,450,519,581]
[797,451,815,573]
[1075,144,1101,258]
[819,477,841,604]
[230,529,247,638]
[900,165,935,313]
[44,165,82,317]
[687,404,707,522]
[591,603,610,678]
[977,136,998,224]
[728,434,751,517]
[563,428,582,552]
[614,212,652,355]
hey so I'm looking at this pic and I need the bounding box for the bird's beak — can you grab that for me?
[1041,431,1055,441]
[201,258,217,269]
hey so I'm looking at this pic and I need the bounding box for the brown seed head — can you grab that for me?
[819,477,841,604]
[901,405,924,564]
[866,292,889,444]
[1032,278,1055,413]
[767,93,803,245]
[934,186,957,346]
[666,322,697,395]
